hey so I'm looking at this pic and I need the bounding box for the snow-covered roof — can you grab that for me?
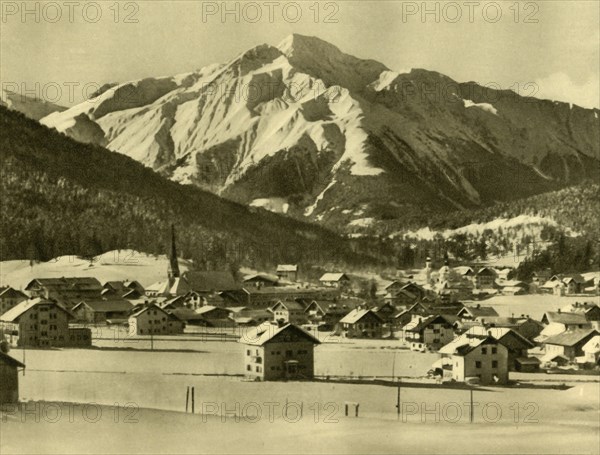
[582,336,600,354]
[319,273,349,282]
[239,322,320,346]
[439,334,495,356]
[339,308,381,324]
[0,298,72,322]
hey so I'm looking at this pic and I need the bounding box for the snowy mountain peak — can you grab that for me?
[39,35,600,234]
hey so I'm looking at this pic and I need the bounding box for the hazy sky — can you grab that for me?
[1,1,598,107]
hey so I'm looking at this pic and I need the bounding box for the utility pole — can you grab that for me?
[396,382,401,421]
[469,388,474,423]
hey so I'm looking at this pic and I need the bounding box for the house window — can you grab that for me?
[492,360,498,368]
[475,361,482,368]
[247,365,251,371]
[491,347,497,355]
[247,350,251,356]
[481,348,487,355]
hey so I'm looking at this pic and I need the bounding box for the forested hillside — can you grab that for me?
[0,106,381,270]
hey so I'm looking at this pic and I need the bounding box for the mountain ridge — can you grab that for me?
[39,34,600,234]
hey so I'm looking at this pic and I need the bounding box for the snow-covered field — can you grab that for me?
[0,250,192,288]
[394,214,569,241]
[4,341,599,454]
[479,294,600,320]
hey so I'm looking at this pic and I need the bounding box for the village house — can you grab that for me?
[560,302,600,326]
[382,281,418,306]
[561,275,587,295]
[194,305,232,327]
[495,280,529,295]
[457,304,499,321]
[403,315,455,351]
[303,300,327,325]
[438,334,509,385]
[395,301,463,328]
[168,308,210,327]
[240,322,320,381]
[160,295,187,311]
[102,280,145,298]
[531,269,552,289]
[243,273,280,288]
[25,277,103,309]
[0,298,91,348]
[541,311,591,330]
[276,264,298,282]
[466,326,534,371]
[271,300,307,325]
[0,287,28,316]
[0,351,25,405]
[337,308,383,338]
[319,273,351,290]
[128,303,184,335]
[71,299,133,324]
[578,335,600,366]
[222,286,339,308]
[227,307,272,326]
[372,302,399,326]
[400,282,426,301]
[541,329,599,364]
[481,316,544,341]
[454,266,475,281]
[545,274,587,296]
[474,267,496,289]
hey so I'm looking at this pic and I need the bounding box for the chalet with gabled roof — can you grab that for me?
[438,334,509,384]
[239,322,320,381]
[457,304,499,321]
[466,326,534,371]
[0,287,28,316]
[542,329,599,362]
[128,303,184,335]
[474,267,496,289]
[337,308,383,338]
[404,315,455,351]
[72,298,133,324]
[276,265,298,282]
[319,273,350,289]
[271,300,307,325]
[243,273,279,288]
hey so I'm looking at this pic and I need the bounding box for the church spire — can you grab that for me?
[168,224,180,280]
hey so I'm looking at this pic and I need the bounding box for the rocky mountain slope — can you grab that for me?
[41,34,600,233]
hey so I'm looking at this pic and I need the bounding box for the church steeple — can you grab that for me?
[168,224,180,280]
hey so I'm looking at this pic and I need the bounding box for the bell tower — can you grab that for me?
[167,224,180,280]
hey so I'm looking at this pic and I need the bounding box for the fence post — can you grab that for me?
[185,386,189,413]
[192,386,195,414]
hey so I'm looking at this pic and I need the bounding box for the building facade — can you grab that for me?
[0,298,91,348]
[0,287,28,316]
[439,335,509,385]
[241,323,320,381]
[128,304,184,335]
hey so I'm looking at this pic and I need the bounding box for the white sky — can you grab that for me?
[1,1,598,108]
